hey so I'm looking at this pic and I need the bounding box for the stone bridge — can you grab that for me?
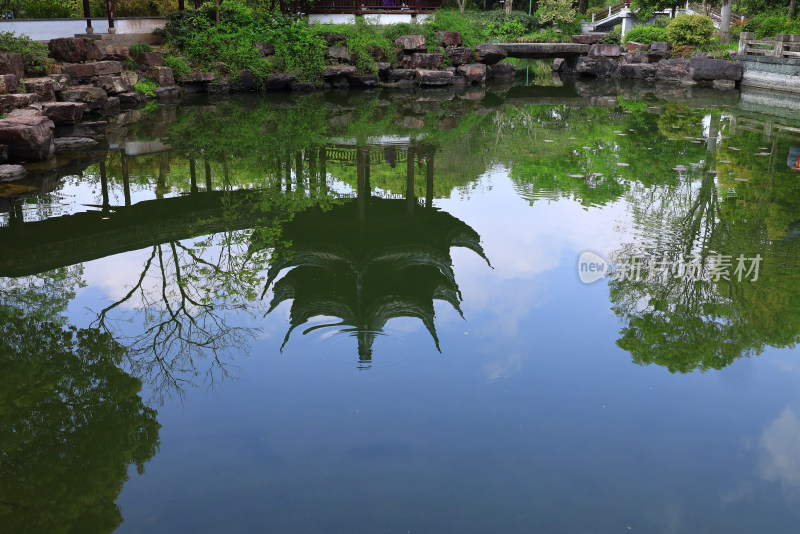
[494,43,589,59]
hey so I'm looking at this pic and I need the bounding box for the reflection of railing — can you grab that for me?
[306,0,441,14]
[738,32,800,58]
[325,146,410,165]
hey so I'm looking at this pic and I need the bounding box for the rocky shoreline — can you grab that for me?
[560,37,743,89]
[0,31,749,175]
[0,32,522,175]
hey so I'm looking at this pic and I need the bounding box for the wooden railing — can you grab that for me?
[608,1,631,17]
[306,0,441,14]
[738,32,800,59]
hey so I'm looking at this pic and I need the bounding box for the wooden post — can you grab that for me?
[106,0,115,34]
[83,0,93,34]
[738,31,753,55]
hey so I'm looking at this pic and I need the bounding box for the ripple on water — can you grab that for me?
[304,327,412,370]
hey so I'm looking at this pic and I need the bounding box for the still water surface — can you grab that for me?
[2,73,800,533]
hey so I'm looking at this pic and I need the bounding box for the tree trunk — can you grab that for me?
[578,0,588,15]
[505,0,513,14]
[215,0,220,23]
[720,0,732,45]
[790,0,797,20]
[458,0,465,13]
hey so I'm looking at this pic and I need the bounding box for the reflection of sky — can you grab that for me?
[758,406,800,490]
[53,163,800,534]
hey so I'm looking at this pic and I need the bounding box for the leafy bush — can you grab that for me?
[18,0,72,18]
[0,31,51,75]
[653,15,671,28]
[517,29,572,43]
[429,9,488,48]
[748,15,800,39]
[624,25,668,45]
[272,18,327,80]
[134,78,157,97]
[601,28,622,44]
[586,6,609,21]
[164,55,192,81]
[463,10,539,42]
[114,0,179,16]
[666,15,714,47]
[129,43,153,58]
[558,17,582,37]
[536,0,576,27]
[161,2,327,83]
[486,17,528,42]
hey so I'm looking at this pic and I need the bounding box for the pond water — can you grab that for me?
[3,71,800,533]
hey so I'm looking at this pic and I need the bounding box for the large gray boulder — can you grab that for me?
[618,63,657,78]
[415,69,453,86]
[656,58,691,80]
[59,86,108,111]
[22,78,59,102]
[264,73,297,91]
[147,66,175,87]
[0,93,39,115]
[0,74,18,94]
[394,35,426,52]
[576,57,620,77]
[42,102,87,124]
[410,53,443,70]
[323,65,357,77]
[435,31,462,48]
[446,47,473,67]
[689,58,743,81]
[488,62,517,80]
[588,44,623,57]
[0,116,55,161]
[48,38,101,63]
[0,53,24,81]
[456,63,487,84]
[474,44,508,65]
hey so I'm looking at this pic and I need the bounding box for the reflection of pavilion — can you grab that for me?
[259,144,489,364]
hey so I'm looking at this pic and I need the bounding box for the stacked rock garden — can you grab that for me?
[560,37,743,88]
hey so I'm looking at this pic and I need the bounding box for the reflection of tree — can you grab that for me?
[609,114,800,372]
[0,273,160,533]
[92,187,329,400]
[95,241,258,399]
[260,197,489,364]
